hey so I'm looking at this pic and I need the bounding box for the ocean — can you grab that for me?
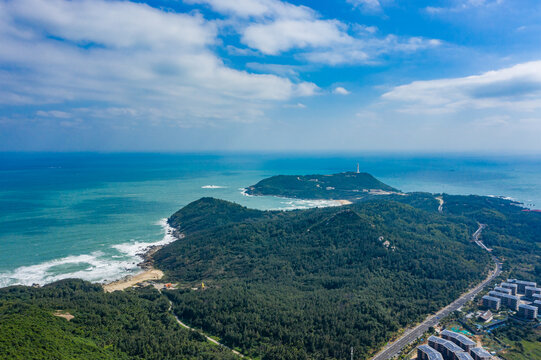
[1,152,540,287]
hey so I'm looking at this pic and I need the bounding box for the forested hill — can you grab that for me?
[244,171,399,200]
[0,280,237,360]
[155,197,491,360]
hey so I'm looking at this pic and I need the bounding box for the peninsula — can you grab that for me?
[244,171,402,200]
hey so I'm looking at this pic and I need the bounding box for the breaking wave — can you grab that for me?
[0,218,176,288]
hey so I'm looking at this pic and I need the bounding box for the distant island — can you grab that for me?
[244,171,403,200]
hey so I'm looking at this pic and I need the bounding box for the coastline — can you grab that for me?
[103,268,164,292]
[102,229,184,292]
[242,188,352,208]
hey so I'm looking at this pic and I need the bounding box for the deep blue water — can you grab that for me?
[1,153,540,287]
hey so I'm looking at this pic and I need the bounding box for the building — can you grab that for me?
[493,286,512,295]
[488,291,519,311]
[428,336,469,360]
[525,286,541,299]
[470,347,492,360]
[517,304,538,320]
[456,353,474,360]
[481,295,500,311]
[500,282,518,295]
[417,345,444,360]
[478,310,493,323]
[533,300,541,312]
[507,279,537,294]
[441,330,476,352]
[533,293,541,301]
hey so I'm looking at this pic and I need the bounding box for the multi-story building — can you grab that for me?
[525,286,541,299]
[518,304,538,320]
[470,347,492,360]
[456,352,474,360]
[507,279,537,294]
[417,344,444,360]
[533,300,541,312]
[441,330,476,352]
[428,336,469,360]
[493,286,511,295]
[481,295,500,311]
[533,293,541,301]
[500,282,518,295]
[488,291,519,311]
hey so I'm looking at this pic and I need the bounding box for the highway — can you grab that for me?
[370,225,501,360]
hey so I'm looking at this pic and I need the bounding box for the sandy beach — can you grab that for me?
[103,269,164,292]
[338,200,353,205]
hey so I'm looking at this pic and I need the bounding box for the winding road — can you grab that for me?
[370,224,501,360]
[167,299,246,358]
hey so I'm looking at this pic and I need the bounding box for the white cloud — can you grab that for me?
[0,0,317,124]
[242,19,350,55]
[333,87,350,95]
[382,60,541,114]
[184,0,314,19]
[187,0,441,65]
[347,0,383,13]
[426,0,503,14]
[36,110,71,118]
[303,35,440,66]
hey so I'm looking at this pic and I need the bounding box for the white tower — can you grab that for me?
[356,163,360,174]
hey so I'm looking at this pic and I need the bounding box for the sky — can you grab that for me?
[1,0,541,152]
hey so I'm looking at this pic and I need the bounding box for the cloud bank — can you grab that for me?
[382,61,541,115]
[0,0,317,124]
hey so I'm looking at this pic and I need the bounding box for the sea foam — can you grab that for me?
[0,218,177,288]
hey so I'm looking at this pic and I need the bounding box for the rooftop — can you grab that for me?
[471,347,492,357]
[441,330,476,346]
[428,336,464,353]
[519,304,538,311]
[482,295,501,302]
[488,291,519,300]
[456,352,474,360]
[508,279,536,286]
[418,344,444,360]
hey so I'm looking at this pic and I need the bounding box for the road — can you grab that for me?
[166,299,246,358]
[370,225,501,360]
[436,196,444,214]
[473,223,491,252]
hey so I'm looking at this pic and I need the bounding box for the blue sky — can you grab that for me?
[1,0,541,152]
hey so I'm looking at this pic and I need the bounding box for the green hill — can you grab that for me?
[244,172,399,200]
[0,280,237,360]
[2,193,539,360]
[154,197,491,360]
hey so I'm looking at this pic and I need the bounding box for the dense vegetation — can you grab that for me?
[493,322,541,360]
[2,184,539,360]
[244,172,399,200]
[440,194,541,284]
[0,279,237,360]
[154,197,491,360]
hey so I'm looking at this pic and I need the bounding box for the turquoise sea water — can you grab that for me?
[1,153,540,287]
